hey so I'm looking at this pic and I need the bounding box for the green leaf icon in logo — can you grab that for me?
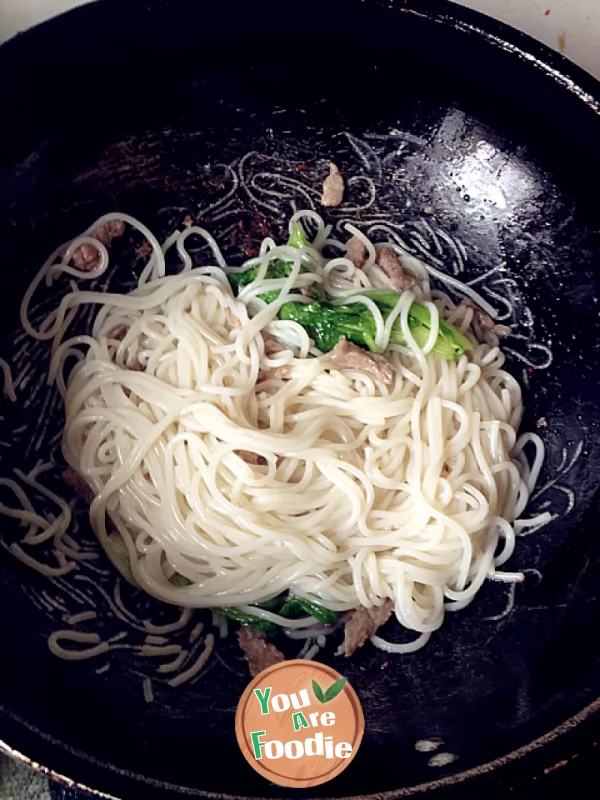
[312,679,325,703]
[312,677,347,703]
[324,677,347,702]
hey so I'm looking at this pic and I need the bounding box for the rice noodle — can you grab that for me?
[302,643,321,660]
[0,358,17,401]
[141,644,182,657]
[158,650,189,674]
[143,608,192,634]
[188,622,204,644]
[67,611,97,625]
[168,634,214,686]
[144,634,168,645]
[371,632,431,654]
[1,209,550,664]
[48,630,110,660]
[143,677,154,703]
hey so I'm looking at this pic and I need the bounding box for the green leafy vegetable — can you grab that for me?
[228,221,313,304]
[379,293,473,359]
[312,679,325,703]
[218,607,278,633]
[279,300,379,353]
[287,220,309,249]
[105,533,136,586]
[256,596,286,611]
[217,593,335,634]
[229,226,471,361]
[279,293,472,360]
[168,572,193,587]
[227,259,297,296]
[279,596,338,624]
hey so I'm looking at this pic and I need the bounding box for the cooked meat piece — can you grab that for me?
[329,338,395,388]
[344,600,394,657]
[493,324,512,338]
[236,450,267,466]
[107,324,128,341]
[136,240,153,259]
[346,235,367,268]
[128,356,146,371]
[375,247,415,291]
[63,468,94,505]
[71,243,101,271]
[93,219,126,247]
[225,308,242,328]
[299,287,313,298]
[461,299,495,331]
[258,364,294,381]
[321,163,345,208]
[238,626,284,677]
[462,299,511,337]
[261,331,286,355]
[71,219,126,271]
[183,215,194,228]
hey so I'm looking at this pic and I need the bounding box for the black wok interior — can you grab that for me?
[0,1,599,798]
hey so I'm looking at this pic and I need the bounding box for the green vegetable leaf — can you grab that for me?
[256,596,285,611]
[227,257,315,305]
[219,607,277,633]
[279,292,473,360]
[168,572,193,587]
[227,259,294,295]
[360,289,403,311]
[105,533,137,586]
[279,300,377,352]
[280,596,338,624]
[229,230,471,361]
[312,679,325,703]
[406,301,472,357]
[255,289,283,304]
[287,221,309,249]
[323,677,347,702]
[228,224,316,305]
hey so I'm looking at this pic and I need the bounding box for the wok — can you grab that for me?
[0,0,599,797]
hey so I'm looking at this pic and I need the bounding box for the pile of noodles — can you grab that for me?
[12,209,549,653]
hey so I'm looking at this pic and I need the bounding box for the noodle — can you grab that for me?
[302,643,321,660]
[158,650,189,674]
[168,634,215,687]
[188,622,204,644]
[143,677,155,703]
[141,644,182,658]
[144,634,168,645]
[143,608,193,634]
[9,543,75,577]
[371,632,431,654]
[48,630,110,660]
[67,611,97,625]
[0,358,16,401]
[0,206,551,672]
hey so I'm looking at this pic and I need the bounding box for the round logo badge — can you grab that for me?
[235,659,364,788]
